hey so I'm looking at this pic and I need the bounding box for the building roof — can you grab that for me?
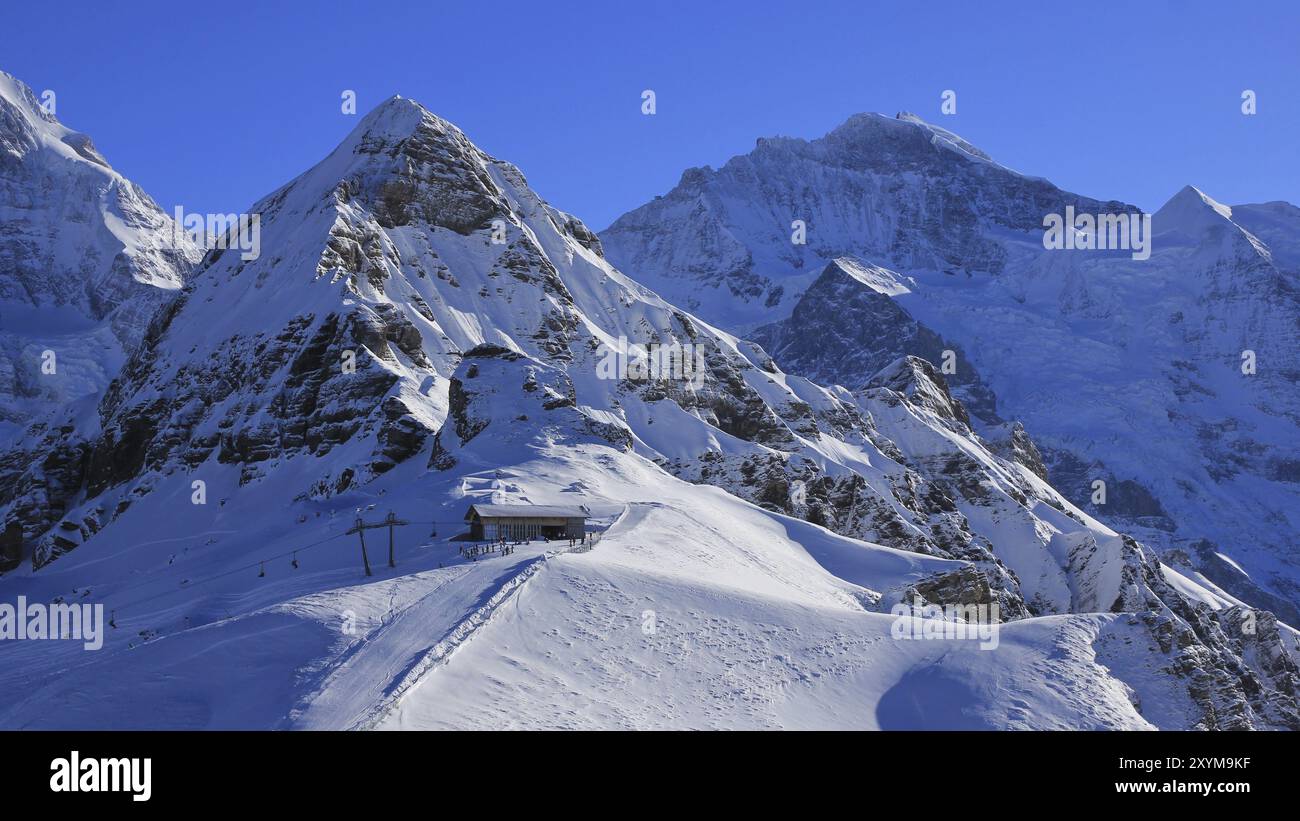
[465,504,589,520]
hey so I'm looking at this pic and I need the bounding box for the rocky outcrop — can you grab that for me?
[1097,534,1300,729]
[753,258,1001,423]
[988,421,1048,482]
[865,355,971,430]
[429,345,632,470]
[0,521,21,571]
[905,565,1028,621]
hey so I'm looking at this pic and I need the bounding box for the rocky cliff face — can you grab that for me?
[0,71,198,439]
[601,112,1130,332]
[753,258,1000,423]
[602,113,1300,629]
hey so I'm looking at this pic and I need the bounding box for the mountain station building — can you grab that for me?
[464,504,588,541]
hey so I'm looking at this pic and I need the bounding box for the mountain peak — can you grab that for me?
[1163,184,1233,217]
[820,257,911,296]
[0,69,57,126]
[352,94,445,141]
[0,69,120,171]
[821,110,996,166]
[257,93,507,238]
[0,70,68,157]
[1154,184,1237,236]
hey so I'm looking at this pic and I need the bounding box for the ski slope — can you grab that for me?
[0,441,1166,730]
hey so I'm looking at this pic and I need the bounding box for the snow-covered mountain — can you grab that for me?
[0,71,198,442]
[0,98,1296,729]
[602,112,1300,628]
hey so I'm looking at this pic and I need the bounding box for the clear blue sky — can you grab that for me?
[2,0,1296,230]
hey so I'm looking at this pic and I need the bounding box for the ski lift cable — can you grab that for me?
[100,529,353,620]
[94,514,542,624]
[110,514,452,615]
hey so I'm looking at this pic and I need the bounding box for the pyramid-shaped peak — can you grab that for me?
[820,257,911,296]
[1160,185,1234,218]
[351,94,461,142]
[1154,185,1236,235]
[286,93,504,233]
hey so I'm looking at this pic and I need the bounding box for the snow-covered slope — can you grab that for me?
[602,113,1300,628]
[0,442,1152,731]
[1,99,1296,730]
[0,71,199,441]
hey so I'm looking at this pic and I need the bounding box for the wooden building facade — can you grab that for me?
[464,504,588,542]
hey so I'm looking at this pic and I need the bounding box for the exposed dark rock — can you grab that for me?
[907,565,1028,620]
[988,421,1049,481]
[865,355,971,429]
[752,258,1001,423]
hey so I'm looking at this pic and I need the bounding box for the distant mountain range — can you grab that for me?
[602,111,1300,627]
